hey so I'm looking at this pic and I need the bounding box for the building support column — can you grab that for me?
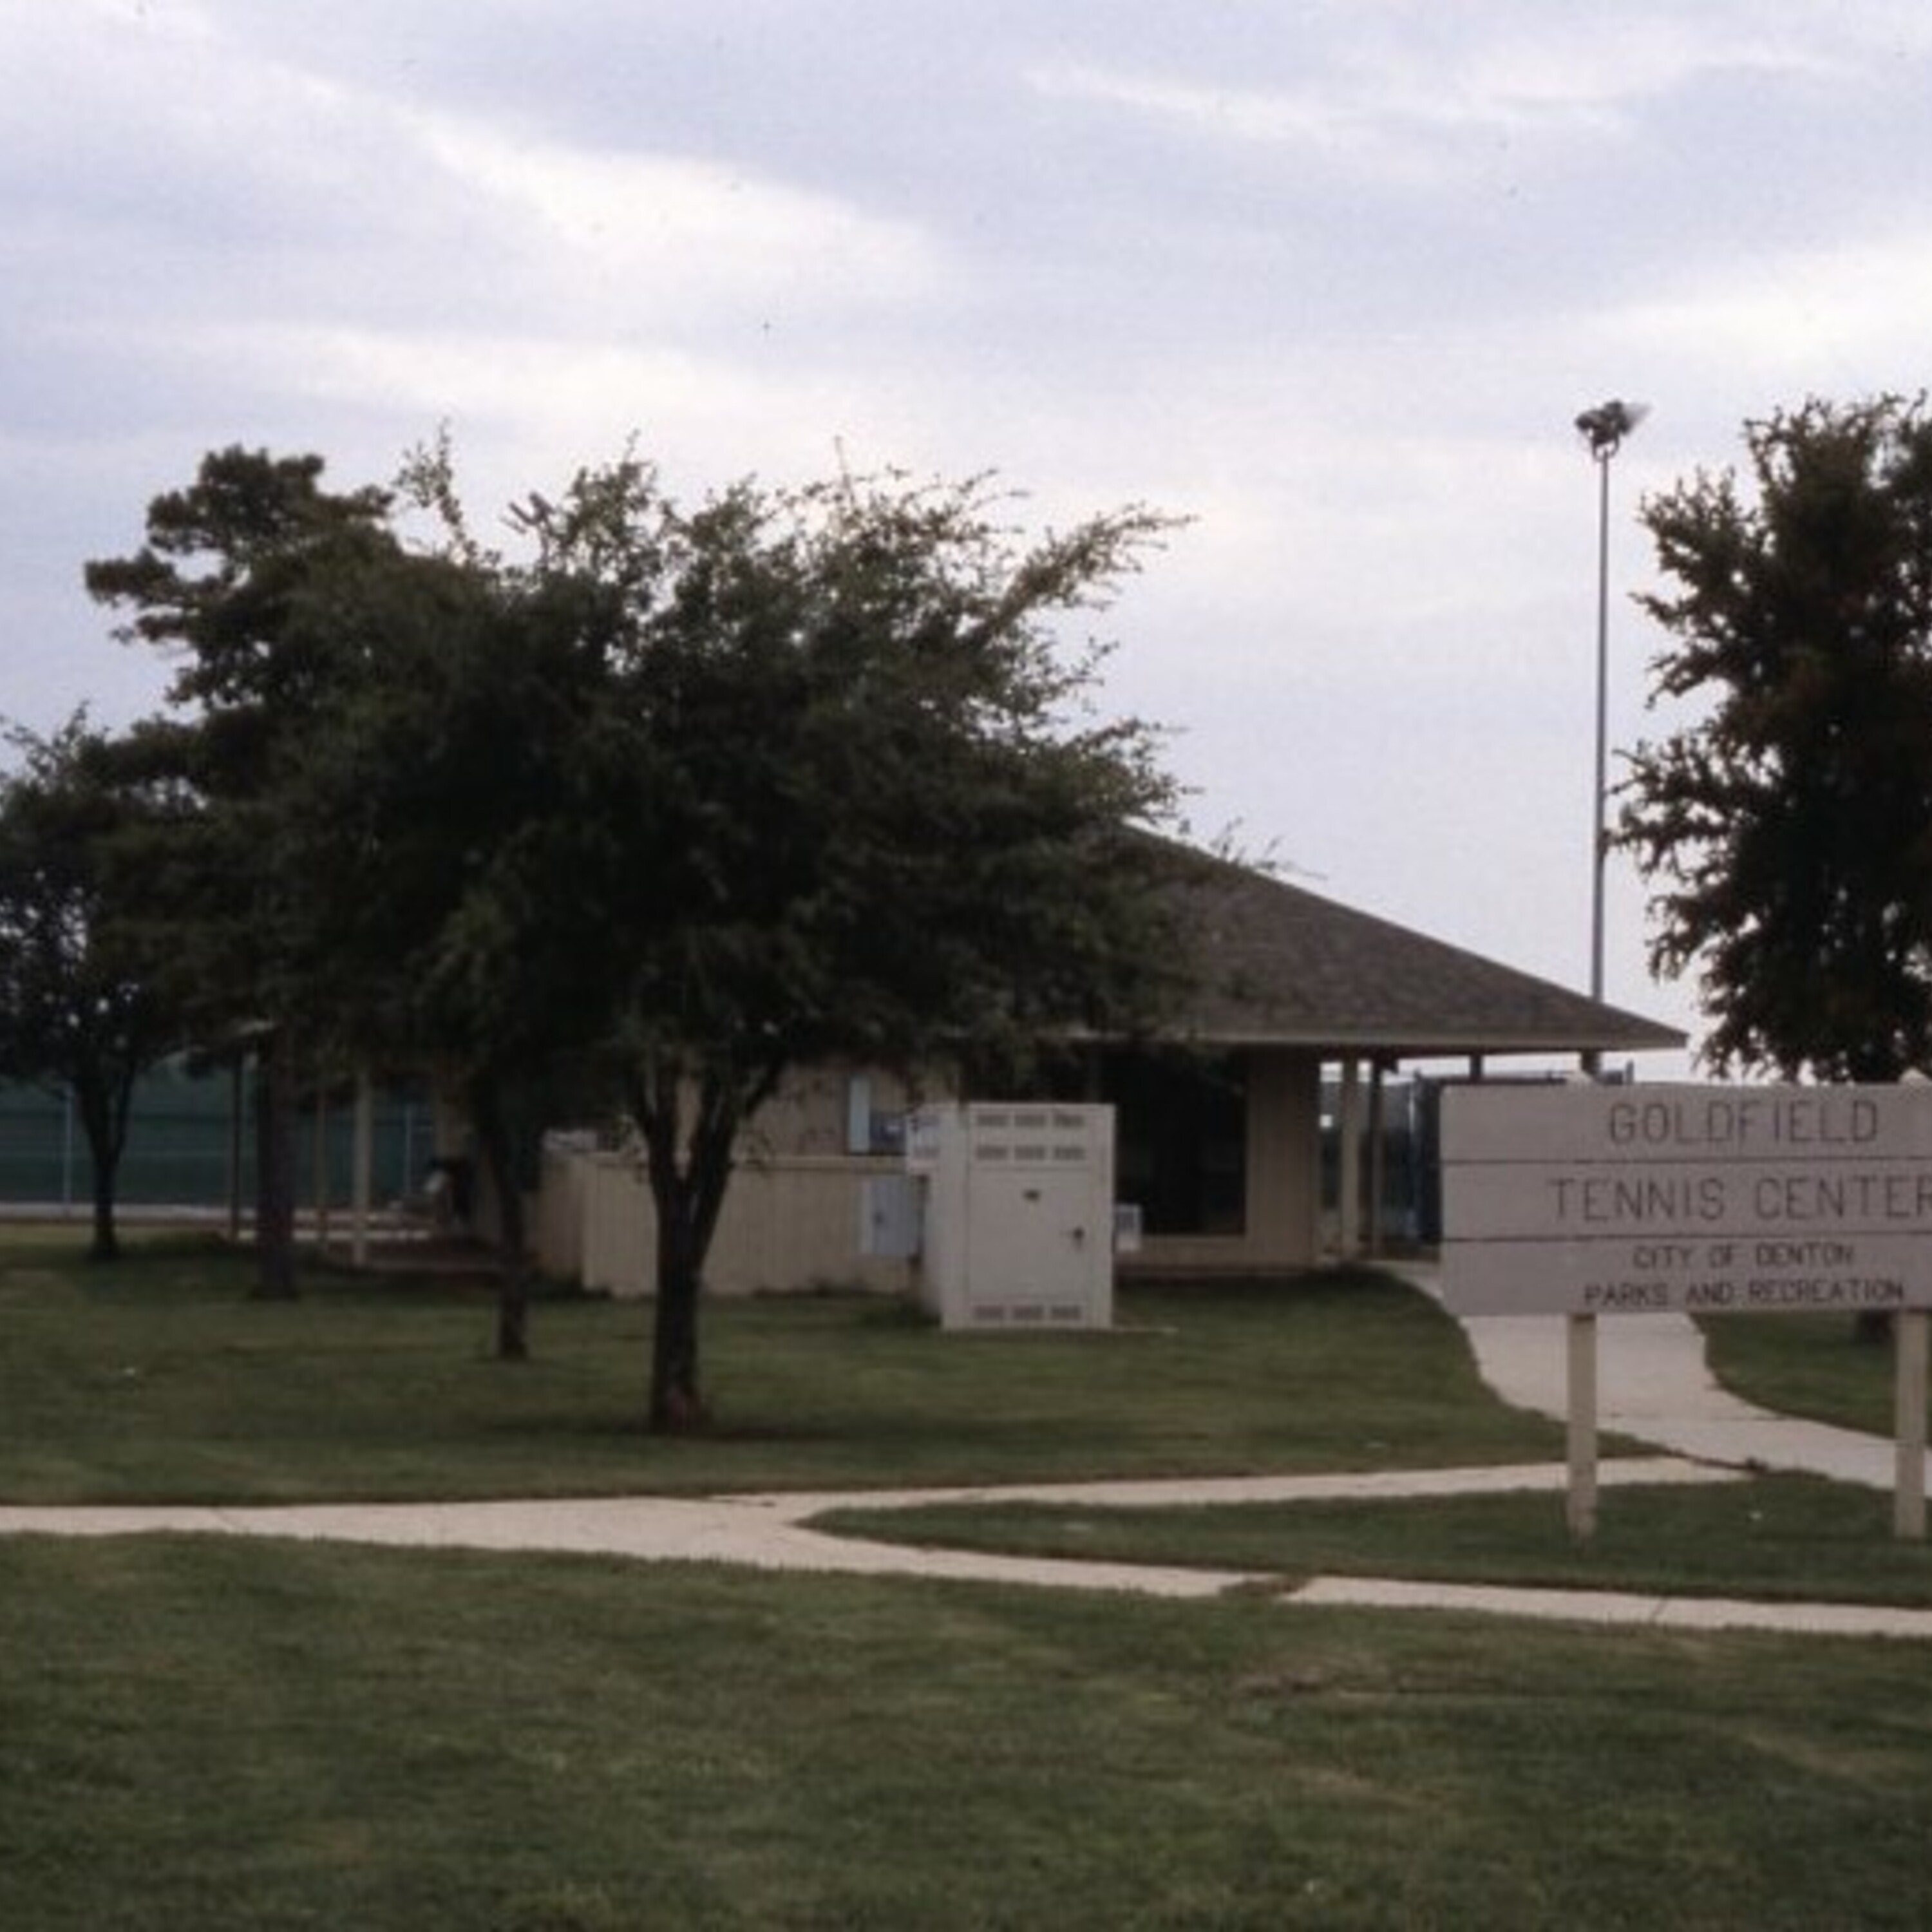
[1336,1058,1363,1262]
[1365,1059,1388,1260]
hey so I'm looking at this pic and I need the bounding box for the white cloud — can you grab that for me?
[1605,227,1932,392]
[405,111,949,319]
[144,320,901,510]
[1443,11,1846,124]
[1026,7,1866,182]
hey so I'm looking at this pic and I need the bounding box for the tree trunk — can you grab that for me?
[634,1058,778,1433]
[253,1030,299,1299]
[71,1070,124,1264]
[75,1097,122,1260]
[469,1074,531,1361]
[649,1203,705,1432]
[88,1159,120,1263]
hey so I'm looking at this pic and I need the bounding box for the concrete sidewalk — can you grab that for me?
[6,1274,1931,1636]
[0,1458,1721,1602]
[1393,1262,1932,1490]
[7,1448,1932,1637]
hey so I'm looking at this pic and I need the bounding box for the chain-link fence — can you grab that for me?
[0,1065,439,1214]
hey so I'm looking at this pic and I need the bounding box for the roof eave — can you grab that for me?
[1157,1024,1689,1058]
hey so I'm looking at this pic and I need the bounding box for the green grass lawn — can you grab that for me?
[4,1535,1931,1932]
[1700,1307,1922,1436]
[0,1229,1569,1502]
[8,1227,1932,1928]
[795,1289,1932,1606]
[816,1471,1932,1605]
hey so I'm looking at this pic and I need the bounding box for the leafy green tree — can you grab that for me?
[498,457,1188,1428]
[261,500,625,1358]
[89,446,610,1344]
[1620,395,1932,1081]
[0,715,175,1258]
[86,449,401,1294]
[84,440,1189,1421]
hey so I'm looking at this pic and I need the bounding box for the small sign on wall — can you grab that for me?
[1441,1083,1932,1317]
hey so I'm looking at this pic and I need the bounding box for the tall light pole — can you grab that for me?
[1568,399,1647,1544]
[1575,398,1647,1009]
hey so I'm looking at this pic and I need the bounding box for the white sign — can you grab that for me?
[1441,1083,1932,1316]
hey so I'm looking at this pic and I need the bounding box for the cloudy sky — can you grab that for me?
[8,1,1932,1065]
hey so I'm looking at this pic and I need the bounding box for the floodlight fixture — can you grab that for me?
[1575,399,1649,461]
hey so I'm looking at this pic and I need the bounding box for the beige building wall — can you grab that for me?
[561,1148,914,1298]
[540,1049,1328,1296]
[542,1060,926,1297]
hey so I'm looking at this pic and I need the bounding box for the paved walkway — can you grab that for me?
[6,1281,1932,1638]
[1397,1260,1932,1491]
[0,1457,1726,1602]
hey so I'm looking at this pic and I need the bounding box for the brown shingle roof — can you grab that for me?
[1158,844,1685,1059]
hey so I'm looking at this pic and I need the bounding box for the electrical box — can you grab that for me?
[905,1103,1115,1330]
[858,1173,925,1260]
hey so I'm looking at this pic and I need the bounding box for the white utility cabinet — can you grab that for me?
[905,1102,1115,1330]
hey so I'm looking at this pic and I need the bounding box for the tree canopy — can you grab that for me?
[0,715,176,1258]
[1620,394,1932,1080]
[86,448,411,1294]
[79,441,1189,1422]
[462,455,1189,1423]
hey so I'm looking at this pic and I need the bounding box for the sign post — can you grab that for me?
[1566,1312,1597,1542]
[1443,1083,1932,1542]
[1898,1311,1927,1542]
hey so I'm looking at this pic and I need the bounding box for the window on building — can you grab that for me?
[1102,1051,1247,1237]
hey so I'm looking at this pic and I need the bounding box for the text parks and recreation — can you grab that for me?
[1439,1083,1932,1317]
